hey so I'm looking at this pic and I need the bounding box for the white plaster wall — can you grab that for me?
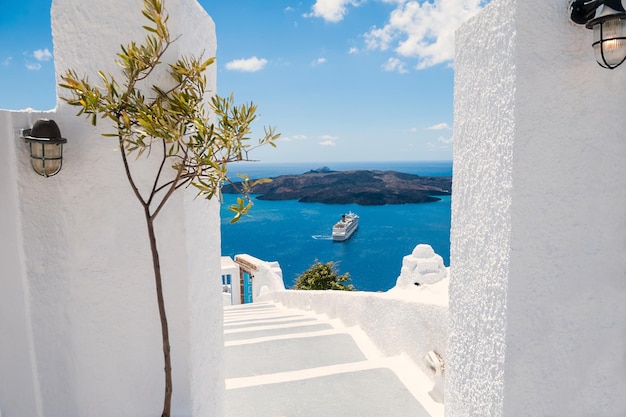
[256,244,449,387]
[253,260,286,299]
[505,1,626,415]
[234,254,286,301]
[0,1,222,416]
[221,257,241,306]
[447,1,515,414]
[448,0,626,416]
[0,110,50,417]
[185,197,223,417]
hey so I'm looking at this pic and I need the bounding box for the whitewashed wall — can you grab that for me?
[255,243,449,403]
[0,1,222,417]
[0,110,50,417]
[448,1,626,416]
[221,256,241,306]
[274,289,448,369]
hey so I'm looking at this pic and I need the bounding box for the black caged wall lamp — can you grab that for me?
[570,0,626,69]
[21,119,68,177]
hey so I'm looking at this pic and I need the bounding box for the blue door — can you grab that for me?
[243,272,253,303]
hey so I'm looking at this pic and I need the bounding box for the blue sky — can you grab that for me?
[1,0,489,163]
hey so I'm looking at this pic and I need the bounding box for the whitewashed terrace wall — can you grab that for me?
[261,290,448,383]
[0,1,222,416]
[448,0,626,416]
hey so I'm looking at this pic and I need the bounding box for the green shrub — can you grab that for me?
[294,260,355,291]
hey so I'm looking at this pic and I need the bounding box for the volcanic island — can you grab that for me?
[221,168,452,206]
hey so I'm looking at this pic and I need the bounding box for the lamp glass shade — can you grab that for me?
[29,141,64,177]
[592,17,626,68]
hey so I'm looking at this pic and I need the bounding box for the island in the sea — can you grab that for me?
[221,168,452,206]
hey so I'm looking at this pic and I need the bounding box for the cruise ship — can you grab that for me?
[332,212,359,241]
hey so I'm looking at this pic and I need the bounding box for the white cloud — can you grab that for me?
[438,135,453,144]
[281,134,308,142]
[365,0,488,69]
[312,57,327,66]
[305,0,488,68]
[382,57,408,73]
[26,63,42,71]
[33,48,52,62]
[225,56,268,72]
[365,26,395,52]
[348,47,359,55]
[305,0,361,22]
[319,134,338,146]
[2,56,12,66]
[426,122,452,130]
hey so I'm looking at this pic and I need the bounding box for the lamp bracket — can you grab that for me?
[571,0,604,24]
[15,128,31,138]
[571,0,626,24]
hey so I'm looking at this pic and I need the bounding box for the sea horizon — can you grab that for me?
[225,160,453,180]
[220,160,452,292]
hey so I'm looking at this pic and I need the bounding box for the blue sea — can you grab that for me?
[220,161,452,292]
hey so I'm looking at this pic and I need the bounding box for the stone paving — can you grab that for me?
[224,302,442,417]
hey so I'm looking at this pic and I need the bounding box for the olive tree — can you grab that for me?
[59,1,278,416]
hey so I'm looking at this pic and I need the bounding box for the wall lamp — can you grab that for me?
[21,119,67,177]
[570,0,626,69]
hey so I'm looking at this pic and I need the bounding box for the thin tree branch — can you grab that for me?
[174,176,193,191]
[147,139,170,206]
[150,150,187,220]
[134,36,177,82]
[154,174,195,195]
[119,134,147,207]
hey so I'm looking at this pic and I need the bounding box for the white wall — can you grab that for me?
[255,243,449,386]
[253,260,286,298]
[448,1,626,416]
[260,287,448,383]
[221,256,241,306]
[446,0,515,414]
[0,110,50,417]
[234,254,286,301]
[0,1,222,416]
